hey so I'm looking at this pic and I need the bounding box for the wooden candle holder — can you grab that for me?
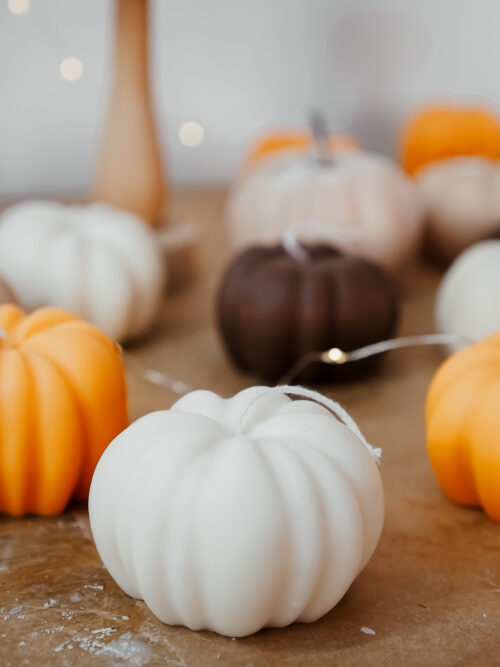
[94,0,166,225]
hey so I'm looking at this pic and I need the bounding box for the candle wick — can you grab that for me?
[282,220,363,261]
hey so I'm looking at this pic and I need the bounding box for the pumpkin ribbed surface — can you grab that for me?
[426,334,500,521]
[89,387,384,637]
[0,305,128,516]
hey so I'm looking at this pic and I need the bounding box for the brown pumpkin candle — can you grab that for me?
[217,243,399,383]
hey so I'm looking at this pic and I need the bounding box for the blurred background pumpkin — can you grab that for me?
[401,105,500,262]
[227,117,424,273]
[0,200,166,343]
[435,238,500,348]
[217,241,399,383]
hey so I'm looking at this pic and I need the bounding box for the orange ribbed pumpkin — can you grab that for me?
[0,305,128,516]
[246,131,358,165]
[401,106,500,176]
[426,333,500,521]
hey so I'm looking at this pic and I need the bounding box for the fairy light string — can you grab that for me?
[123,332,473,395]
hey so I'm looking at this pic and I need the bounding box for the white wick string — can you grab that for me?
[239,384,381,463]
[282,220,363,262]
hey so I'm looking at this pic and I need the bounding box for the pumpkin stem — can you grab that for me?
[310,110,332,166]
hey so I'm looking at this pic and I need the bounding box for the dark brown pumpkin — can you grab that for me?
[217,244,399,383]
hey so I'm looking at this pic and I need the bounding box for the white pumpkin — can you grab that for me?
[89,385,384,638]
[227,150,423,272]
[435,239,500,349]
[417,157,500,262]
[0,201,165,342]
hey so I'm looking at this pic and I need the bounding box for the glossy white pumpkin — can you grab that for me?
[436,240,500,349]
[227,150,423,272]
[417,157,500,261]
[0,201,165,342]
[89,386,384,637]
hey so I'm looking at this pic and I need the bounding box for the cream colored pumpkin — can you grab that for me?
[0,201,165,342]
[227,150,424,272]
[435,240,500,349]
[89,386,384,637]
[417,157,500,262]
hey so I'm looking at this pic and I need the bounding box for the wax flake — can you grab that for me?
[91,627,116,636]
[361,626,376,635]
[97,636,152,664]
[51,627,150,663]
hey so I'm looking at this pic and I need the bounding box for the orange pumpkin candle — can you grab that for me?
[426,333,500,521]
[0,305,128,516]
[246,130,358,165]
[401,105,500,176]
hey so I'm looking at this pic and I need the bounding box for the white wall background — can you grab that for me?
[1,0,499,195]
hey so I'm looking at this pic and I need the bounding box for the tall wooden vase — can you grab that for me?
[93,0,165,225]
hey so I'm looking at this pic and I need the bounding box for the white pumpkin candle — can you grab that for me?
[435,239,500,349]
[89,385,384,637]
[417,157,500,262]
[227,149,423,273]
[0,201,165,342]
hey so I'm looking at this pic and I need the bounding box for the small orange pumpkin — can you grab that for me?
[426,333,500,521]
[401,106,500,176]
[246,130,358,165]
[0,305,128,516]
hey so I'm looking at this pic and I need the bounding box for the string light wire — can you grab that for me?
[122,332,474,397]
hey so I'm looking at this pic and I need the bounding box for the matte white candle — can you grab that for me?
[89,385,384,637]
[0,201,165,343]
[436,240,500,350]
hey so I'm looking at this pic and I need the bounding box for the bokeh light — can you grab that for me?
[59,57,84,82]
[8,0,30,16]
[178,121,205,147]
